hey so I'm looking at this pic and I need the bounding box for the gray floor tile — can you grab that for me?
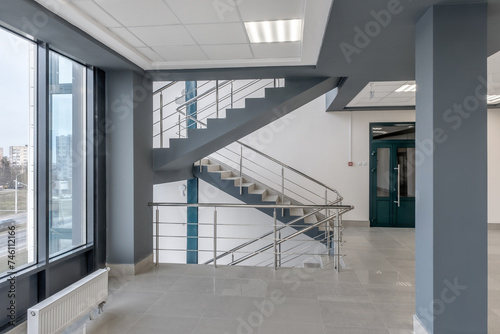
[146,292,212,317]
[192,318,243,334]
[168,275,215,294]
[320,300,386,328]
[215,277,268,297]
[126,314,199,334]
[263,298,322,324]
[324,326,390,334]
[202,295,265,320]
[258,321,324,334]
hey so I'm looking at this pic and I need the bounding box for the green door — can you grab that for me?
[370,142,416,228]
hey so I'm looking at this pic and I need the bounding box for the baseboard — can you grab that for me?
[107,253,154,276]
[343,220,370,227]
[414,315,430,334]
[5,321,27,334]
[489,223,500,230]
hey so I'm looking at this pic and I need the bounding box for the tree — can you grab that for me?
[0,157,12,188]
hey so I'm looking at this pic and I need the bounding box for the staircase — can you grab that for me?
[153,77,339,183]
[151,78,351,269]
[194,158,334,241]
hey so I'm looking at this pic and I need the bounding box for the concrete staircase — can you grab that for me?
[194,158,331,241]
[154,77,339,183]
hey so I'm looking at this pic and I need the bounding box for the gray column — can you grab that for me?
[106,71,154,274]
[415,4,487,333]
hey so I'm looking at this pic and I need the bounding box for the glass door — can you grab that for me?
[370,124,415,227]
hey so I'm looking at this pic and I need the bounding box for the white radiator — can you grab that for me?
[27,268,109,334]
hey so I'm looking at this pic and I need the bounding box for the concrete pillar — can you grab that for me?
[106,71,154,275]
[415,4,487,333]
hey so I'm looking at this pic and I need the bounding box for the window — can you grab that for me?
[0,27,36,274]
[48,51,86,256]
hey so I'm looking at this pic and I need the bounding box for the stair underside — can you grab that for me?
[154,77,340,184]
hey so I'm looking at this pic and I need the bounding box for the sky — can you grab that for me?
[0,27,32,158]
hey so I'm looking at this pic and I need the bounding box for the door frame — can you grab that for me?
[369,122,416,228]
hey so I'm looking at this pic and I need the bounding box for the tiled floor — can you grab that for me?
[9,227,500,333]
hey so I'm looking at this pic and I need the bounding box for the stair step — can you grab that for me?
[194,158,210,166]
[248,188,266,196]
[304,214,319,224]
[210,170,232,178]
[263,195,279,203]
[207,164,221,172]
[240,182,255,191]
[290,208,304,216]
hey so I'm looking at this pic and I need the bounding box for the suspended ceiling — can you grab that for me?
[35,0,332,71]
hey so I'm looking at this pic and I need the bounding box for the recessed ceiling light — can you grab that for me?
[244,19,302,43]
[395,84,416,93]
[487,95,500,104]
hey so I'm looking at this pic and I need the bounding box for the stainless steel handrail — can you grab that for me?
[175,80,232,111]
[202,199,341,265]
[149,202,351,210]
[153,81,177,95]
[151,202,353,271]
[237,142,340,197]
[229,207,351,266]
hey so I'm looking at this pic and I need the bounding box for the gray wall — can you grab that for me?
[415,4,488,333]
[106,71,153,265]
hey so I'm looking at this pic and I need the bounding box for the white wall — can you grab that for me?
[153,179,326,266]
[236,96,415,221]
[236,97,500,224]
[488,109,500,224]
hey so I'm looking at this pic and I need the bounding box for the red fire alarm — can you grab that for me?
[348,162,354,167]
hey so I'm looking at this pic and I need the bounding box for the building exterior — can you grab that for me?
[9,145,28,166]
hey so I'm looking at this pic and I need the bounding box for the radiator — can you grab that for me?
[27,268,109,334]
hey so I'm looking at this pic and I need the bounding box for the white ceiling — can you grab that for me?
[35,0,332,71]
[347,51,500,108]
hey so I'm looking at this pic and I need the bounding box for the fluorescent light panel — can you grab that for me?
[395,84,416,93]
[245,19,302,43]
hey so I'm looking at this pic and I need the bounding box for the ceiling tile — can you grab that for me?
[109,27,145,47]
[201,44,253,60]
[251,42,301,59]
[166,0,241,24]
[137,47,165,62]
[129,26,195,47]
[186,23,248,45]
[153,45,208,62]
[237,0,305,21]
[71,0,121,28]
[94,0,179,26]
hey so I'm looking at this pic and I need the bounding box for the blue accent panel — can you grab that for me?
[186,81,197,129]
[186,177,199,264]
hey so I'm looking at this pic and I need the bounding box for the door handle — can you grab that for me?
[394,164,401,207]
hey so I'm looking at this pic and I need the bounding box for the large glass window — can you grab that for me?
[49,51,86,256]
[0,27,36,274]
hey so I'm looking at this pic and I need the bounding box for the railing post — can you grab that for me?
[239,145,243,195]
[231,81,234,109]
[281,167,285,217]
[185,106,188,136]
[160,93,163,148]
[178,113,181,138]
[216,80,219,118]
[214,207,218,269]
[273,208,277,270]
[278,230,282,268]
[335,208,340,273]
[155,206,160,266]
[324,188,328,233]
